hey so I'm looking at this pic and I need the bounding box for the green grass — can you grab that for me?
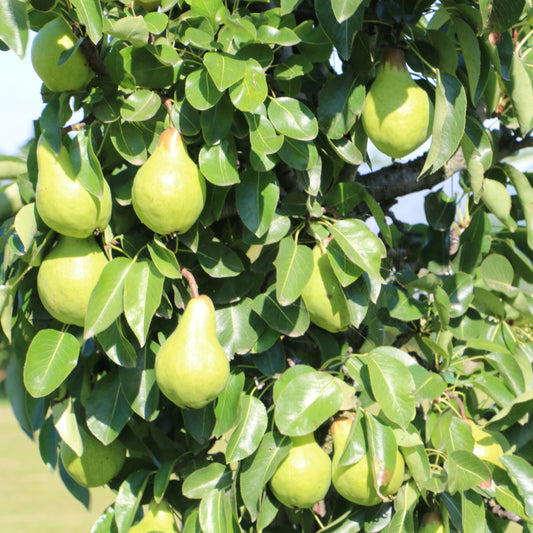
[0,402,114,533]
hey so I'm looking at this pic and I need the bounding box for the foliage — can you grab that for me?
[1,0,533,531]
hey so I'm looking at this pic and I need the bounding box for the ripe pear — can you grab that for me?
[331,417,404,506]
[301,243,351,333]
[361,48,433,159]
[155,295,229,409]
[60,428,126,488]
[31,18,95,93]
[0,182,23,220]
[419,511,444,533]
[129,500,179,533]
[37,236,107,326]
[131,128,206,235]
[269,433,331,508]
[36,136,112,238]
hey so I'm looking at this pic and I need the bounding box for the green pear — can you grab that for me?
[129,500,179,533]
[269,433,331,508]
[0,182,23,220]
[132,128,206,235]
[36,136,112,238]
[37,236,107,326]
[60,428,126,488]
[419,511,444,533]
[155,295,229,409]
[301,243,351,333]
[331,417,404,506]
[31,18,95,93]
[361,48,433,159]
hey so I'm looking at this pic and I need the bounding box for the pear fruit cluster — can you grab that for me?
[269,433,331,509]
[31,18,95,93]
[36,136,112,238]
[330,417,404,506]
[60,428,126,488]
[37,236,107,326]
[301,243,351,333]
[155,294,229,409]
[132,128,206,235]
[361,48,434,159]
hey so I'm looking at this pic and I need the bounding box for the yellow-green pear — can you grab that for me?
[37,236,107,326]
[31,18,95,93]
[301,243,351,333]
[269,433,331,508]
[36,136,112,238]
[132,128,206,235]
[60,428,126,488]
[331,417,404,506]
[361,48,433,159]
[129,500,179,533]
[0,182,23,220]
[155,295,229,409]
[419,511,444,533]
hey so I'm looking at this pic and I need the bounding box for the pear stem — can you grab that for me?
[181,267,200,299]
[161,96,175,128]
[445,390,468,421]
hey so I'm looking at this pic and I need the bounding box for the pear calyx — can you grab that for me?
[154,294,229,409]
[131,128,206,235]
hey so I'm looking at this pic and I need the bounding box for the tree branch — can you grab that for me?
[353,133,533,206]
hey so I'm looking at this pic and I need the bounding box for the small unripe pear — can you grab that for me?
[301,243,351,333]
[128,500,179,533]
[31,18,95,93]
[269,433,331,508]
[36,136,112,238]
[331,417,404,506]
[419,511,444,533]
[132,128,206,235]
[155,295,229,409]
[37,236,107,326]
[362,48,433,159]
[60,428,126,488]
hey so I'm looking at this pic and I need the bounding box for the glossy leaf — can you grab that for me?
[268,97,318,141]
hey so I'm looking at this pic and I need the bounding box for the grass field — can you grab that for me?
[0,401,114,533]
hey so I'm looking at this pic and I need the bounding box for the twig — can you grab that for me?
[181,267,199,299]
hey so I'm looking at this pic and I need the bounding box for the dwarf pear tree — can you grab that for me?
[1,0,533,532]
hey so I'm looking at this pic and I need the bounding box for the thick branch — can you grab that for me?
[354,133,533,205]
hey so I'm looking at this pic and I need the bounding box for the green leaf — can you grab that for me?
[0,0,29,58]
[197,241,244,278]
[424,189,456,231]
[442,272,474,318]
[97,319,137,368]
[203,52,247,91]
[490,0,526,31]
[235,169,279,237]
[70,0,103,44]
[23,329,80,398]
[480,254,518,297]
[326,218,385,281]
[115,470,152,533]
[268,97,318,141]
[86,372,133,445]
[39,415,59,472]
[226,393,268,462]
[109,121,147,166]
[121,90,161,122]
[246,111,284,155]
[240,432,290,521]
[85,257,135,339]
[274,369,343,436]
[366,353,416,429]
[213,372,245,437]
[446,450,492,493]
[256,25,300,46]
[70,128,105,199]
[229,59,268,113]
[109,15,149,47]
[252,287,310,337]
[454,18,480,103]
[331,0,365,23]
[380,285,426,321]
[183,463,232,499]
[503,163,533,250]
[52,397,82,456]
[506,54,533,135]
[278,138,318,170]
[200,95,234,145]
[185,68,224,111]
[274,237,314,306]
[147,238,181,279]
[500,455,533,519]
[124,259,164,347]
[420,71,467,178]
[199,140,240,186]
[318,71,365,139]
[216,298,262,356]
[199,488,238,533]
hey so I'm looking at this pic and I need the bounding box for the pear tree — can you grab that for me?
[1,1,533,532]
